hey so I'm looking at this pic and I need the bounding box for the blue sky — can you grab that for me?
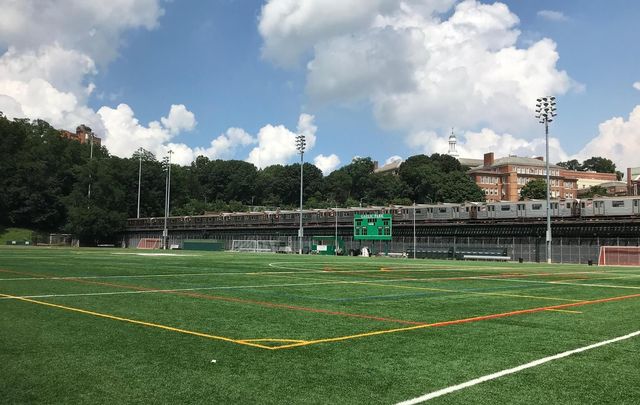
[1,0,639,172]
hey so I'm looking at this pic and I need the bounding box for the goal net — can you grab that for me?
[49,234,73,247]
[598,246,640,266]
[137,238,162,250]
[231,239,288,253]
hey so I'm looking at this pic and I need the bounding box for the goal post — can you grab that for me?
[598,246,640,266]
[137,238,162,250]
[231,239,290,253]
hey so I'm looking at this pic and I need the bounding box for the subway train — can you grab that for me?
[127,196,640,231]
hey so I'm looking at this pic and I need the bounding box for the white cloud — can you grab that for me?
[194,128,256,160]
[408,128,569,163]
[160,104,197,135]
[0,0,166,152]
[0,0,164,65]
[260,0,575,137]
[537,10,569,22]
[98,103,199,166]
[574,106,640,171]
[633,82,640,91]
[247,114,318,168]
[314,154,341,174]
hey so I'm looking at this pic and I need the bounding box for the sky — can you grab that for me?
[1,0,639,175]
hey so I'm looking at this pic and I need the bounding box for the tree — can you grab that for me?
[436,172,485,203]
[520,179,547,200]
[580,185,608,198]
[582,156,617,173]
[557,159,582,171]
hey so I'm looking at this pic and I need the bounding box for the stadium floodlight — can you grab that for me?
[162,150,173,250]
[295,134,306,255]
[136,147,145,219]
[535,96,557,264]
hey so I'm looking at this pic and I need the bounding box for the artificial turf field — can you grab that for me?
[1,247,639,404]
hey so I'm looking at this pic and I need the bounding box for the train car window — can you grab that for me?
[566,203,571,209]
[634,200,639,207]
[612,201,625,207]
[501,205,511,211]
[439,208,447,213]
[416,209,422,214]
[532,204,542,210]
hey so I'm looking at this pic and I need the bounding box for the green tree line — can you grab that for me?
[0,115,483,244]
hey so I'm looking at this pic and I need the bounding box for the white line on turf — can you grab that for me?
[396,329,640,404]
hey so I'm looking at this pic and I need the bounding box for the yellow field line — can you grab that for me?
[0,292,275,350]
[544,309,582,314]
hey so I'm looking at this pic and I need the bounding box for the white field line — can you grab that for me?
[478,277,640,290]
[396,329,640,404]
[0,279,381,300]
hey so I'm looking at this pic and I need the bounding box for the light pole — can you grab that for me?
[163,150,173,250]
[136,147,144,219]
[536,96,557,264]
[295,134,306,254]
[413,201,416,259]
[87,129,94,202]
[334,202,338,256]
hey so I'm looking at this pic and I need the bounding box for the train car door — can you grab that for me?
[517,203,526,218]
[594,200,605,216]
[633,199,640,215]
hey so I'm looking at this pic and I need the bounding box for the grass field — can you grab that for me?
[1,247,639,404]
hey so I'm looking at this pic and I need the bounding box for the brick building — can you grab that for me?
[570,170,618,193]
[59,124,101,146]
[628,167,640,196]
[467,152,578,202]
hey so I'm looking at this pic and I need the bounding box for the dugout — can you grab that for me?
[182,239,224,252]
[311,236,345,255]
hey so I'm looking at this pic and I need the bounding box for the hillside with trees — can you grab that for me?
[1,114,484,244]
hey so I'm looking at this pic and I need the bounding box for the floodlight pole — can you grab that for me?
[334,202,338,256]
[87,130,94,202]
[296,134,306,255]
[163,150,173,250]
[413,202,416,259]
[536,97,557,264]
[136,147,144,219]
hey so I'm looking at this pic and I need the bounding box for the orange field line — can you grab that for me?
[0,268,424,326]
[268,291,640,349]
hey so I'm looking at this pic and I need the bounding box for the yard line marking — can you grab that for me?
[270,292,640,349]
[0,292,273,350]
[395,329,640,404]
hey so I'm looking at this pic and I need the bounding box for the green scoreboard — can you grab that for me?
[354,214,392,241]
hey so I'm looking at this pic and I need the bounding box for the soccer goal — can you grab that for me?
[598,246,640,266]
[49,234,73,247]
[231,239,289,253]
[137,238,162,250]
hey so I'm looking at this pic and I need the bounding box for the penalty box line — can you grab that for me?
[396,329,640,404]
[0,292,275,350]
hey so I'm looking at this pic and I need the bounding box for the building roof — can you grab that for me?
[374,159,402,174]
[458,157,483,168]
[468,156,561,172]
[598,181,627,188]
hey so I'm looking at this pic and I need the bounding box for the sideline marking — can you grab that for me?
[0,292,273,350]
[395,329,640,404]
